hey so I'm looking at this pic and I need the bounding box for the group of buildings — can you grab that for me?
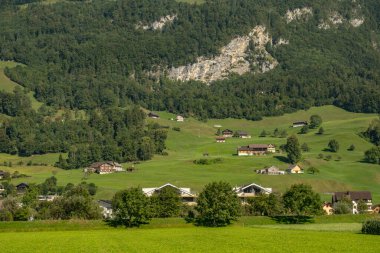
[148,112,184,122]
[98,182,274,218]
[255,165,303,175]
[97,182,378,218]
[215,129,251,143]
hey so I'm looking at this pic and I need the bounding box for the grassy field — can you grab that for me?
[0,223,379,253]
[0,61,43,110]
[1,105,379,202]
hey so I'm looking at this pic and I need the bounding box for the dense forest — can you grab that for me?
[0,0,379,164]
[0,0,379,119]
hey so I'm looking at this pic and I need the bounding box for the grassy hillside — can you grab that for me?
[0,61,42,110]
[1,105,379,202]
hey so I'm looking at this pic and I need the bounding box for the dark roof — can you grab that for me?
[238,144,275,151]
[0,170,5,176]
[16,182,29,188]
[248,144,272,149]
[98,200,112,209]
[89,161,122,168]
[333,191,372,202]
[148,112,159,118]
[222,129,233,133]
[216,137,226,140]
[293,121,308,125]
[237,131,249,136]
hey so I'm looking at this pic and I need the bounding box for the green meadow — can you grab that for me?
[0,218,379,253]
[1,105,379,202]
[0,61,42,110]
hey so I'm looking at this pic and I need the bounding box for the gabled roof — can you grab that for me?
[16,182,29,188]
[89,161,122,168]
[98,200,112,209]
[142,183,194,197]
[222,129,233,133]
[293,121,308,125]
[234,183,272,194]
[148,112,159,117]
[333,191,372,202]
[287,164,302,170]
[266,166,280,171]
[237,131,249,135]
[238,144,275,151]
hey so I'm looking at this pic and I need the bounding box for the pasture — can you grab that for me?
[0,222,379,253]
[0,105,379,201]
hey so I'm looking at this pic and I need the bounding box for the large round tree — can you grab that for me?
[112,187,151,227]
[282,184,322,216]
[285,135,302,164]
[195,181,240,227]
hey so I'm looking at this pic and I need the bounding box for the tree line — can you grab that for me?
[0,89,167,168]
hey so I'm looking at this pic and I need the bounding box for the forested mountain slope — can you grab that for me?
[0,0,379,120]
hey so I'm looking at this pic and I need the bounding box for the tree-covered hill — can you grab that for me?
[0,0,379,119]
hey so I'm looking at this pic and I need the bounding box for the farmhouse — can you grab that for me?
[286,164,303,174]
[142,183,196,205]
[233,183,272,204]
[16,182,29,193]
[292,121,308,128]
[98,200,113,219]
[86,161,124,174]
[148,112,160,119]
[216,137,226,143]
[237,144,276,156]
[332,191,373,214]
[256,166,285,175]
[236,131,251,139]
[0,170,4,179]
[222,129,234,138]
[176,115,184,122]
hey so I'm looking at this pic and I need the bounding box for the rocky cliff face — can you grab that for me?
[136,15,177,31]
[167,26,280,84]
[285,8,313,23]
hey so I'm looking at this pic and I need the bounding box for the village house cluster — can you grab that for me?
[215,129,251,143]
[148,112,184,122]
[255,164,308,175]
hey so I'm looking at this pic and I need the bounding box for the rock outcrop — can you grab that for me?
[167,26,279,84]
[136,15,177,31]
[285,8,313,23]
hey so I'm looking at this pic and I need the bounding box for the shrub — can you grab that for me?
[362,219,380,235]
[328,139,339,152]
[193,158,223,165]
[172,127,181,132]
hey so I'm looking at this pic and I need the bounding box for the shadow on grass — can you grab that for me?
[273,156,289,163]
[271,215,315,224]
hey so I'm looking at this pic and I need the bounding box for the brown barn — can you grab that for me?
[237,144,276,156]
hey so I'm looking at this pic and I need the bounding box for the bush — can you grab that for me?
[362,219,380,235]
[172,127,181,132]
[193,158,223,165]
